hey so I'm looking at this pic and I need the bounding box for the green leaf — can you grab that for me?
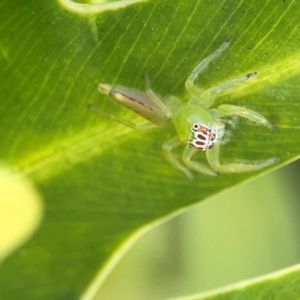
[1,0,300,299]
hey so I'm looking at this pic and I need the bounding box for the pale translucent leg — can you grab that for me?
[143,72,173,118]
[182,146,219,177]
[88,104,156,130]
[163,137,194,180]
[202,72,257,99]
[206,144,278,173]
[217,104,274,129]
[186,39,231,86]
[185,39,231,103]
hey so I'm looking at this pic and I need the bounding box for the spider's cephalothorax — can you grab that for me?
[189,123,217,151]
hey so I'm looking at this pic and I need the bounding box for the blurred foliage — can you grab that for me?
[0,168,43,262]
[1,0,300,299]
[97,163,300,299]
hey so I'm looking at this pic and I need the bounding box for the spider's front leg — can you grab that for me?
[206,143,278,173]
[207,104,278,172]
[216,104,275,129]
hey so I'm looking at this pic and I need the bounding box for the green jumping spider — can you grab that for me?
[91,39,278,180]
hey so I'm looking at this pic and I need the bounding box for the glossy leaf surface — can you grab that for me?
[1,0,300,298]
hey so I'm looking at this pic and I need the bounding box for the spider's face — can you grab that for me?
[188,123,217,151]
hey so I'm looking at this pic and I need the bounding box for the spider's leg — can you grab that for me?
[163,137,194,180]
[216,104,274,129]
[182,145,219,177]
[206,143,278,173]
[185,39,231,108]
[203,72,257,100]
[186,39,231,86]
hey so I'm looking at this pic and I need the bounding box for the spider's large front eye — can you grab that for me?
[192,123,200,131]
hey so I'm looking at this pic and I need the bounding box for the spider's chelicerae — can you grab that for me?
[92,39,278,179]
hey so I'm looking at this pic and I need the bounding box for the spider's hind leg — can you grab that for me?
[201,72,257,103]
[185,39,231,108]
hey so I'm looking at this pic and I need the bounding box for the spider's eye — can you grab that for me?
[208,142,215,149]
[192,123,199,131]
[211,133,216,141]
